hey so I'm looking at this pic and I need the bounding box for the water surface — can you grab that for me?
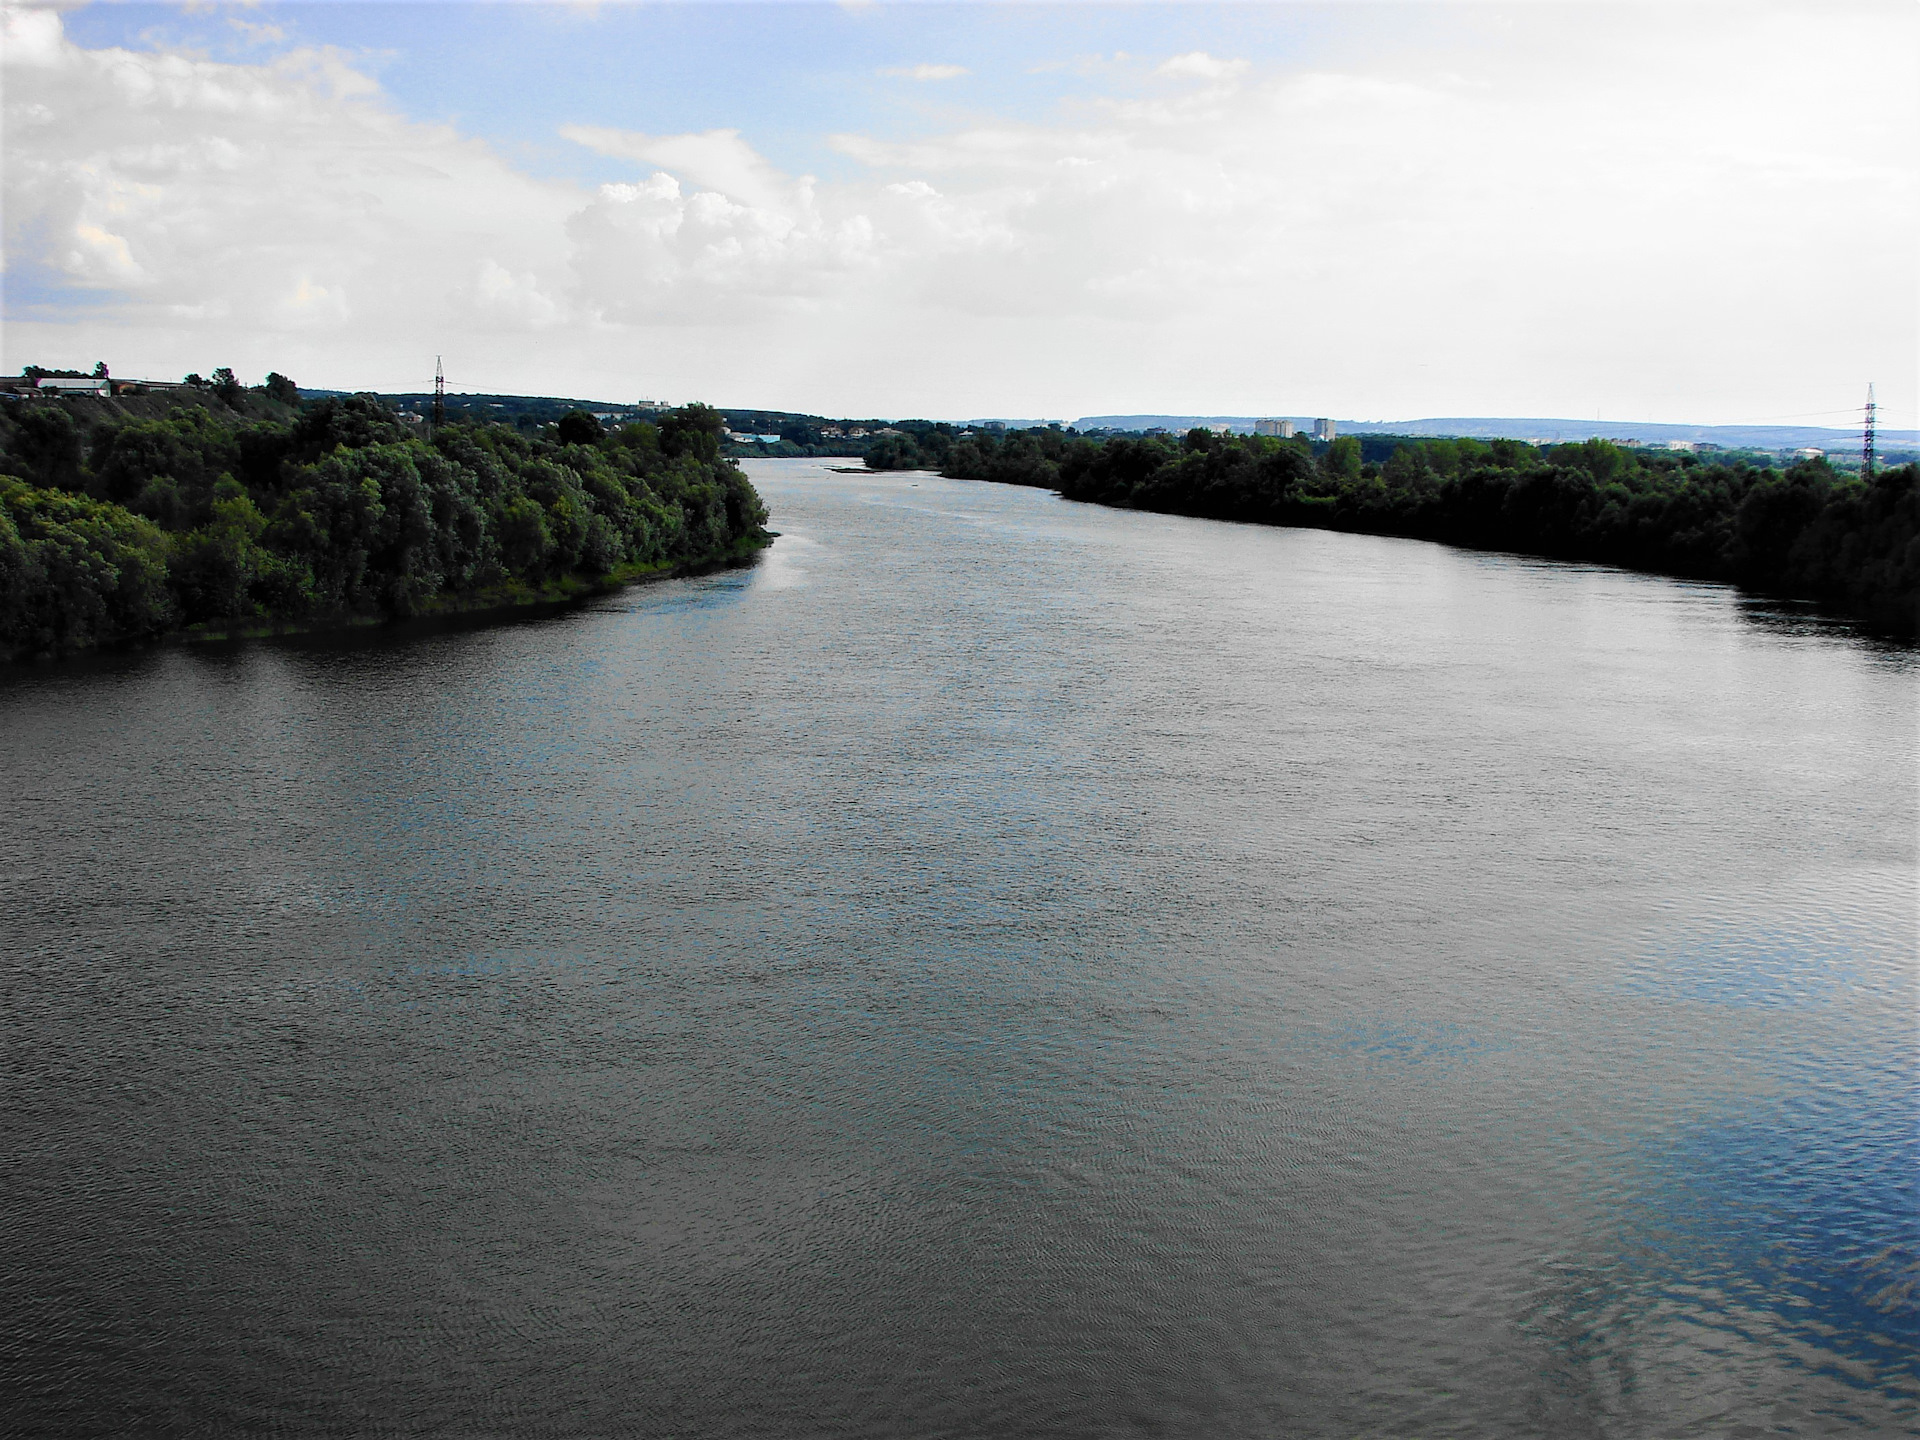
[3,458,1914,1436]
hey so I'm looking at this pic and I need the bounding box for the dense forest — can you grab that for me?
[0,385,770,658]
[905,427,1916,634]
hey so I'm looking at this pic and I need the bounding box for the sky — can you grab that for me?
[3,0,1915,425]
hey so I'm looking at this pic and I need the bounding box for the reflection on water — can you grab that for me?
[1537,877,1919,1427]
[1524,1089,1918,1426]
[1,459,1913,1437]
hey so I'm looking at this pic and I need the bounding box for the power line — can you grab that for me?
[1718,404,1879,423]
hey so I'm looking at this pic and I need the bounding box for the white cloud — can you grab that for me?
[466,260,564,330]
[227,17,288,47]
[70,223,147,284]
[879,63,970,81]
[1,4,577,384]
[3,5,63,67]
[275,274,350,329]
[1156,51,1250,82]
[3,8,1914,425]
[561,125,799,214]
[565,168,884,324]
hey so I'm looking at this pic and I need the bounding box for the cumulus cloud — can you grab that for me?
[4,8,1913,422]
[567,170,879,323]
[879,63,970,81]
[227,17,289,47]
[1,3,577,380]
[561,126,799,213]
[1156,52,1250,82]
[0,7,1021,389]
[466,260,565,330]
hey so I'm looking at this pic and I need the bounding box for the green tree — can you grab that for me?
[7,407,87,493]
[658,403,725,463]
[170,478,269,624]
[494,494,553,577]
[556,409,603,447]
[0,372,774,655]
[0,477,173,652]
[1382,442,1436,491]
[1321,435,1362,483]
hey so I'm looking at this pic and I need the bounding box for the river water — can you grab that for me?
[2,458,1914,1436]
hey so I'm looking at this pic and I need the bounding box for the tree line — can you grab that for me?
[0,386,770,657]
[901,427,1915,634]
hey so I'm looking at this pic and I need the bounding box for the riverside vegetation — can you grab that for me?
[0,384,771,658]
[867,426,1918,634]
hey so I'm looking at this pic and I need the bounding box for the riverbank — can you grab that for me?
[1,394,773,661]
[2,531,776,663]
[171,531,775,649]
[927,428,1918,637]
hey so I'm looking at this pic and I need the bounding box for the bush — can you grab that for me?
[0,478,174,653]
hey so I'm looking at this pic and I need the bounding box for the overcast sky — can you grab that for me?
[4,1,1914,425]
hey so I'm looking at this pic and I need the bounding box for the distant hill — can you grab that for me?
[1342,417,1912,451]
[304,393,1910,456]
[1076,415,1267,434]
[1074,414,1914,452]
[327,391,654,425]
[336,393,899,437]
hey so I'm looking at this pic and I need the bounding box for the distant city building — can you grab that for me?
[1313,418,1336,441]
[1792,447,1825,461]
[1208,422,1232,435]
[1254,418,1296,438]
[1661,440,1697,453]
[753,434,781,445]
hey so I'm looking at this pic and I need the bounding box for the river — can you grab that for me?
[2,457,1914,1436]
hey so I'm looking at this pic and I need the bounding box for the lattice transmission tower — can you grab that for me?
[1862,382,1876,481]
[432,356,447,435]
